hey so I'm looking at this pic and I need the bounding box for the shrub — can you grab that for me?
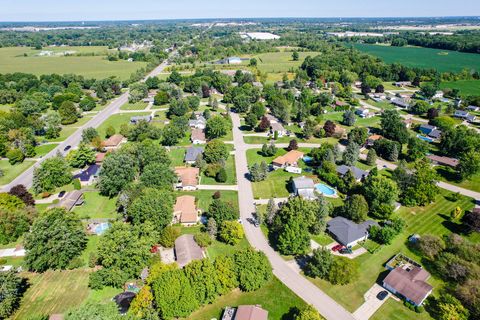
[219,221,244,245]
[205,163,222,178]
[72,178,81,190]
[67,256,84,269]
[212,191,221,199]
[215,168,227,183]
[158,226,181,248]
[6,149,25,165]
[194,233,212,248]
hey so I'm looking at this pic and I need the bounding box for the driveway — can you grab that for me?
[353,284,390,320]
[324,242,368,259]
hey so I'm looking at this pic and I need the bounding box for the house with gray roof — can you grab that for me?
[454,110,469,119]
[428,129,442,140]
[292,176,316,200]
[336,165,369,182]
[184,146,204,164]
[391,98,411,109]
[130,115,152,124]
[188,116,206,129]
[327,217,378,247]
[174,234,205,267]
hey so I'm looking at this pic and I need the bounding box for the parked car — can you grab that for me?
[63,145,71,152]
[332,244,344,252]
[377,290,388,300]
[58,191,66,198]
[340,247,353,254]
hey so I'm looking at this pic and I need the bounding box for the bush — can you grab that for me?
[158,226,181,248]
[404,300,416,311]
[72,178,81,190]
[212,191,221,199]
[215,168,227,183]
[6,149,25,165]
[205,163,222,178]
[194,233,212,248]
[67,256,84,269]
[415,305,424,313]
[219,221,244,245]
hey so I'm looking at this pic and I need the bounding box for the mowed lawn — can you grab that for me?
[12,269,91,319]
[177,190,238,212]
[439,80,480,96]
[253,51,321,73]
[96,112,151,138]
[353,44,480,73]
[0,46,147,80]
[0,160,35,185]
[119,101,148,111]
[34,143,59,158]
[73,191,118,220]
[185,277,307,320]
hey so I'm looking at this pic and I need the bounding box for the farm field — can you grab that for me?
[0,46,147,80]
[0,159,35,185]
[439,80,480,96]
[353,44,480,73]
[253,51,321,73]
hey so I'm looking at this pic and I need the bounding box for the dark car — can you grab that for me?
[58,190,66,198]
[340,247,353,254]
[377,290,388,300]
[64,145,71,152]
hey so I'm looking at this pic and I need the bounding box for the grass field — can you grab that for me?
[0,46,147,80]
[45,126,77,143]
[119,101,149,111]
[73,191,118,220]
[12,269,91,319]
[185,277,307,320]
[353,44,480,73]
[34,143,59,158]
[0,160,35,185]
[177,190,238,212]
[439,80,480,96]
[169,147,187,166]
[96,112,150,138]
[253,51,321,73]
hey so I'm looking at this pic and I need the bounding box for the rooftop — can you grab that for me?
[174,195,198,224]
[272,150,304,166]
[292,176,315,190]
[174,234,205,267]
[426,155,459,167]
[184,146,204,162]
[383,266,432,306]
[175,167,200,187]
[234,305,268,320]
[191,128,206,142]
[102,134,124,148]
[327,216,378,246]
[336,165,369,181]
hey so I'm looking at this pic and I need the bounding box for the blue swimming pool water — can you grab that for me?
[417,134,434,143]
[314,183,336,196]
[303,156,313,163]
[94,222,110,235]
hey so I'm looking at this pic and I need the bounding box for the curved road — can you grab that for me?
[230,112,356,320]
[0,58,172,192]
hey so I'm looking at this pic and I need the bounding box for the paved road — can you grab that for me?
[231,112,356,320]
[0,57,173,192]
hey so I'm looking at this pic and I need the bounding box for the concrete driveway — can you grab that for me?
[324,242,368,259]
[353,283,390,320]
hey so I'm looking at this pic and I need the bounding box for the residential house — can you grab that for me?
[188,116,206,129]
[366,134,383,147]
[130,115,152,124]
[173,195,199,225]
[383,266,433,306]
[174,234,205,267]
[74,164,100,185]
[426,155,459,168]
[467,105,479,112]
[433,91,444,99]
[272,150,304,169]
[391,98,411,109]
[221,305,268,320]
[355,108,374,118]
[292,176,316,200]
[191,128,206,144]
[270,122,287,137]
[336,165,369,182]
[226,56,242,64]
[95,152,106,165]
[184,146,204,164]
[334,100,348,108]
[102,134,124,150]
[467,114,477,123]
[394,81,411,87]
[403,118,413,129]
[454,110,469,119]
[428,128,442,140]
[418,124,436,135]
[52,190,84,212]
[175,167,200,191]
[326,216,378,247]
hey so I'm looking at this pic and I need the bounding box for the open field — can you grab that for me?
[12,269,91,319]
[177,190,238,211]
[253,51,321,73]
[0,160,35,185]
[45,126,77,142]
[0,46,147,80]
[439,80,480,96]
[185,277,307,320]
[353,44,480,73]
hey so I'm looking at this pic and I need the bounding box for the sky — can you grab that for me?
[1,0,480,22]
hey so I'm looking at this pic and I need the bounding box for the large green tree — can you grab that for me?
[338,194,369,223]
[128,188,175,232]
[362,173,398,219]
[0,271,25,319]
[32,156,72,194]
[234,249,272,292]
[98,152,137,197]
[205,115,230,139]
[380,109,409,144]
[66,143,96,168]
[203,139,228,163]
[184,259,221,305]
[140,163,176,189]
[207,199,238,225]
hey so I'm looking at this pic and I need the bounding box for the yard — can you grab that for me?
[169,147,187,166]
[201,154,237,185]
[119,101,148,111]
[45,126,77,143]
[253,51,321,73]
[185,277,307,320]
[96,112,151,138]
[12,269,91,319]
[0,159,35,185]
[73,191,118,220]
[436,165,480,193]
[177,190,239,212]
[34,143,59,158]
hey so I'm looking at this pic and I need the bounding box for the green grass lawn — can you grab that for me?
[73,191,118,219]
[169,147,186,166]
[371,298,433,320]
[177,190,238,212]
[353,44,480,73]
[63,116,94,129]
[34,143,59,158]
[439,80,480,96]
[45,126,77,142]
[0,46,147,80]
[311,233,335,246]
[253,51,321,73]
[201,155,237,185]
[96,112,150,138]
[12,269,91,319]
[119,101,148,110]
[0,159,35,185]
[185,277,307,320]
[243,135,338,145]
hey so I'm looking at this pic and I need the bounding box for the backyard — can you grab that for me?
[0,159,35,185]
[73,191,118,220]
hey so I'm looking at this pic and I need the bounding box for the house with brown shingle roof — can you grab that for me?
[272,150,304,169]
[426,155,459,168]
[383,266,433,306]
[174,234,205,267]
[95,152,107,164]
[366,134,383,147]
[173,195,199,225]
[191,128,206,144]
[234,305,268,320]
[175,167,200,191]
[102,134,124,150]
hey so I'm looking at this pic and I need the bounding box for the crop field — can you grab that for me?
[353,44,480,73]
[253,51,321,73]
[0,46,147,80]
[439,80,480,96]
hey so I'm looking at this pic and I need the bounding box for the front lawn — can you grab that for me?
[243,135,338,145]
[371,298,433,320]
[177,190,238,211]
[186,277,307,320]
[45,126,77,142]
[73,191,118,220]
[201,154,237,185]
[0,159,36,185]
[119,101,148,110]
[96,112,151,138]
[169,147,186,166]
[34,143,59,158]
[436,165,480,193]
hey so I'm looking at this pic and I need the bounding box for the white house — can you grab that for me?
[292,176,316,200]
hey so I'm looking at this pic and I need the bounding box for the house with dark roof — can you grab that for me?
[428,129,442,140]
[174,234,205,267]
[326,217,378,247]
[292,176,316,200]
[184,146,204,164]
[270,122,287,137]
[130,115,152,124]
[454,110,469,119]
[336,165,369,182]
[419,124,436,135]
[391,98,411,109]
[426,155,459,168]
[383,266,433,306]
[467,105,479,112]
[73,164,100,184]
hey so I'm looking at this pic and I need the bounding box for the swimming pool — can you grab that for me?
[417,134,434,143]
[314,183,337,197]
[303,156,313,163]
[94,222,110,235]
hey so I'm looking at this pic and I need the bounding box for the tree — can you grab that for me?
[294,305,322,320]
[214,255,238,294]
[158,226,181,248]
[140,163,176,189]
[328,256,359,285]
[257,116,270,132]
[261,143,277,156]
[348,127,368,145]
[98,152,137,197]
[152,269,198,318]
[416,234,445,259]
[458,150,480,180]
[128,285,156,319]
[464,210,480,233]
[323,120,336,137]
[0,207,34,245]
[65,301,122,320]
[79,96,96,111]
[455,279,480,319]
[292,51,299,61]
[366,148,377,166]
[184,259,220,305]
[305,247,334,279]
[436,294,469,320]
[245,113,257,128]
[9,184,35,206]
[207,199,238,225]
[251,103,266,119]
[105,125,116,138]
[0,271,25,319]
[204,139,228,163]
[216,167,227,183]
[58,100,79,125]
[427,107,439,119]
[33,155,72,194]
[43,110,62,139]
[233,94,250,113]
[411,101,430,115]
[128,188,174,232]
[129,82,148,103]
[81,127,99,144]
[234,249,272,292]
[407,137,429,161]
[343,142,360,166]
[380,110,409,144]
[287,139,298,151]
[421,82,439,99]
[207,218,217,237]
[401,159,438,206]
[342,110,356,126]
[66,143,96,168]
[6,149,24,165]
[363,174,398,219]
[339,194,369,223]
[24,208,87,272]
[277,217,311,255]
[154,90,169,106]
[218,221,244,245]
[249,58,258,67]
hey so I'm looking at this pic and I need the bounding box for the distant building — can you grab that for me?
[467,105,479,112]
[426,155,459,168]
[184,146,204,164]
[418,124,436,135]
[355,108,374,118]
[292,176,316,200]
[366,134,383,147]
[102,134,124,150]
[174,234,205,267]
[394,81,412,87]
[226,57,242,64]
[270,122,287,137]
[272,150,304,169]
[188,116,206,129]
[391,98,411,109]
[454,110,469,119]
[130,115,152,124]
[73,164,100,185]
[383,266,433,306]
[327,216,378,247]
[95,152,107,164]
